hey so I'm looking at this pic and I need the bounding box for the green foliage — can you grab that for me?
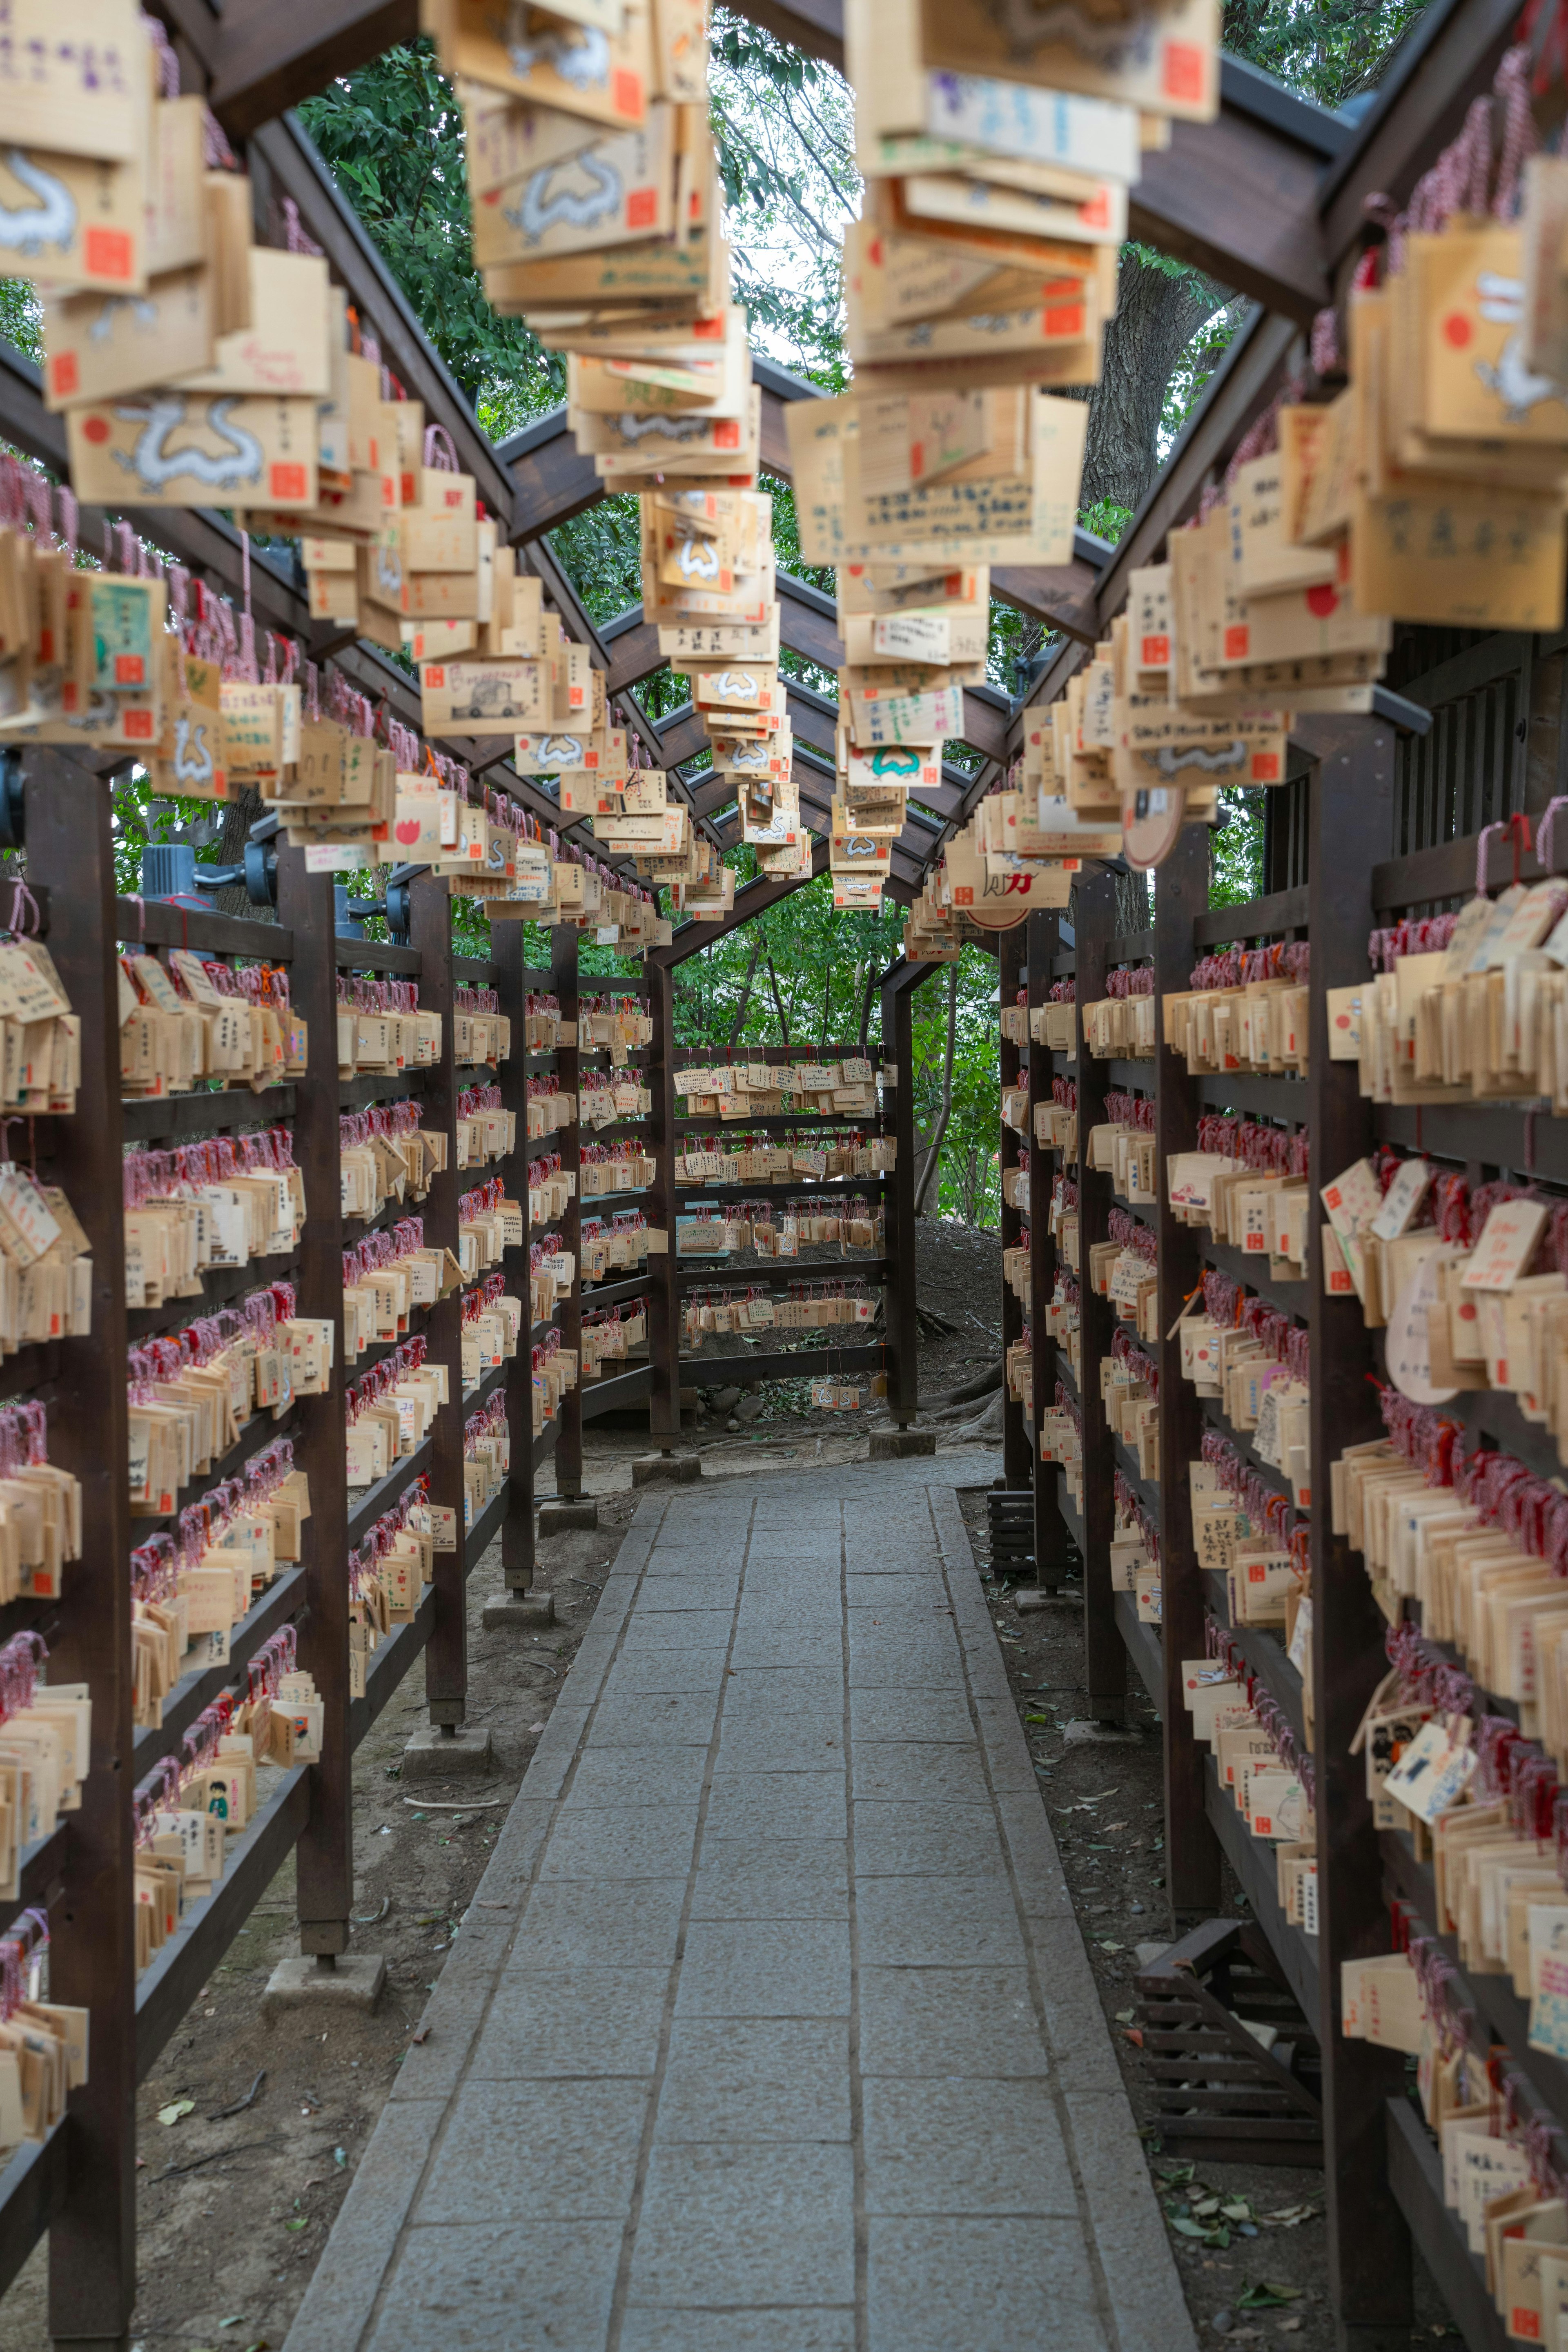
[709,8,858,383]
[0,279,40,368]
[907,953,1009,1227]
[1079,497,1136,546]
[1222,0,1423,103]
[299,42,560,421]
[1208,790,1267,907]
[671,872,901,1049]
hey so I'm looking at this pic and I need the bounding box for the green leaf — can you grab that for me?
[285,2218,310,2232]
[1238,2281,1304,2307]
[157,2099,195,2127]
[1170,2217,1211,2238]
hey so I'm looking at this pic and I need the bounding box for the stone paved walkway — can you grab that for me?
[286,1457,1194,2352]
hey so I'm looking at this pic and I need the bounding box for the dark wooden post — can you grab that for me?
[32,755,136,2352]
[492,922,536,1592]
[1075,869,1125,1723]
[1303,719,1412,2351]
[879,962,922,1428]
[645,960,682,1450]
[1154,825,1223,1919]
[998,926,1030,1488]
[1025,908,1064,1587]
[551,924,583,1497]
[410,874,465,1726]
[275,849,352,1959]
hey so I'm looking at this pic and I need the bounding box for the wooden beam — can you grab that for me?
[1130,101,1328,321]
[991,561,1101,642]
[207,0,419,139]
[500,410,605,546]
[1316,0,1521,281]
[245,117,516,525]
[653,842,835,962]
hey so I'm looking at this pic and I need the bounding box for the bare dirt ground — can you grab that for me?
[0,1222,1453,2349]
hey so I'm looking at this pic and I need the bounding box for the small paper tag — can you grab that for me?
[430,1505,458,1553]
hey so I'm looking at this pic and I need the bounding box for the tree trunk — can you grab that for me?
[913,960,958,1217]
[727,931,763,1047]
[209,782,278,923]
[765,947,791,1048]
[1077,252,1229,517]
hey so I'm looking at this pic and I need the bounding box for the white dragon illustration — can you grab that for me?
[675,536,721,580]
[0,151,76,257]
[111,396,264,495]
[613,411,710,443]
[985,0,1156,65]
[708,670,756,700]
[501,18,610,88]
[1151,739,1247,777]
[506,151,621,244]
[172,717,216,792]
[1472,269,1568,424]
[537,733,587,763]
[88,295,158,344]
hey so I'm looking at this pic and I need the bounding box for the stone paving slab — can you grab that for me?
[285,1452,1196,2352]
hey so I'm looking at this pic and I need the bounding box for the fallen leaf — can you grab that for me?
[334,2147,347,2169]
[284,2218,308,2232]
[1114,2008,1136,2024]
[157,2100,195,2127]
[1098,1939,1123,1953]
[1122,2027,1145,2048]
[1238,2283,1303,2309]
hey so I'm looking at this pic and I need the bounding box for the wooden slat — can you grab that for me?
[411,874,467,1728]
[27,754,136,2345]
[1385,2100,1502,2351]
[1192,887,1310,946]
[1303,715,1412,2341]
[1075,870,1126,1723]
[276,848,354,1960]
[135,1768,312,2085]
[490,923,537,1595]
[115,898,292,960]
[646,963,682,1450]
[552,924,585,1500]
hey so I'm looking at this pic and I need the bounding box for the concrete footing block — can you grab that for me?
[539,1499,598,1535]
[481,1589,555,1630]
[869,1428,937,1460]
[401,1724,495,1779]
[631,1452,704,1486]
[263,1954,386,2018]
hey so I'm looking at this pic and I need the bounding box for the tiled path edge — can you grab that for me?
[284,1461,1195,2352]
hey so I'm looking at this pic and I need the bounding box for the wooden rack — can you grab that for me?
[664,1038,909,1423]
[0,786,651,2331]
[1003,713,1568,2350]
